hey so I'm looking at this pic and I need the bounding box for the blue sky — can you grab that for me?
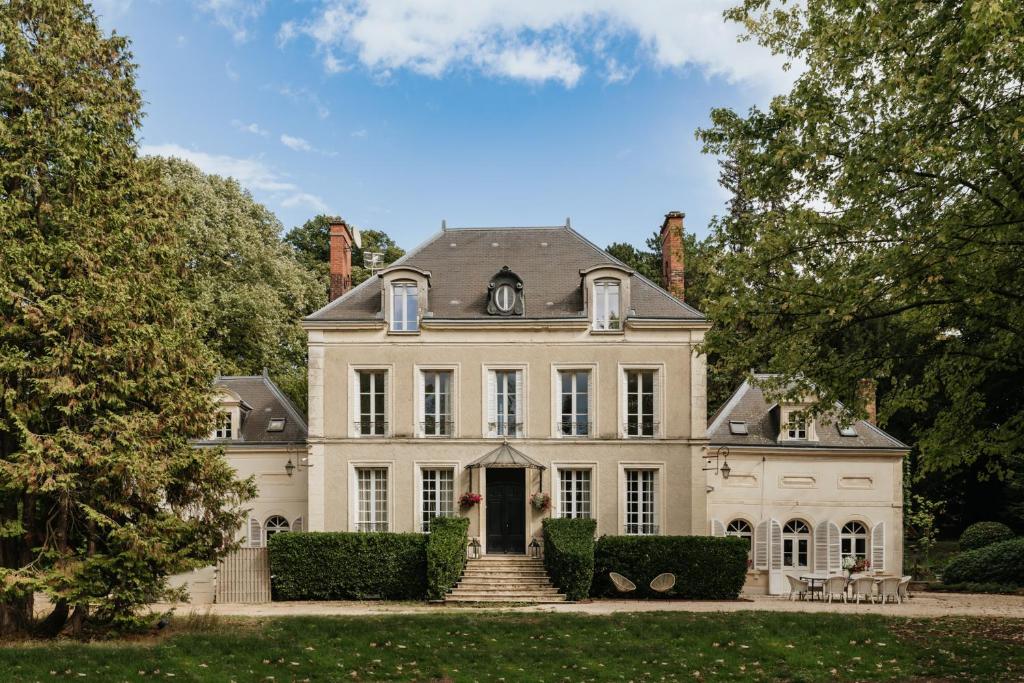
[95,1,791,250]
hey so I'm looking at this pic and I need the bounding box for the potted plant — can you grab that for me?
[459,492,482,510]
[530,492,551,512]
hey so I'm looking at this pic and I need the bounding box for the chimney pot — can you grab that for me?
[329,220,353,301]
[659,211,686,301]
[857,378,877,425]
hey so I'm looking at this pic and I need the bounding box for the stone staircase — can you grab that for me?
[444,555,566,604]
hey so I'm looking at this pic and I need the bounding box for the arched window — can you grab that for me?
[841,521,868,560]
[264,515,290,543]
[782,519,811,568]
[726,519,753,558]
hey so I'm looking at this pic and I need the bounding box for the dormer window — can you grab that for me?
[391,281,419,332]
[786,413,807,440]
[494,283,516,313]
[593,279,621,331]
[214,411,233,439]
[487,266,524,316]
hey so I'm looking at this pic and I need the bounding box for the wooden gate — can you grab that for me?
[215,548,271,603]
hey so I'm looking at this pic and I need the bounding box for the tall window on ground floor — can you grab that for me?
[356,467,388,531]
[558,469,592,518]
[726,519,753,559]
[558,370,590,436]
[782,519,811,569]
[421,468,454,532]
[841,521,868,561]
[625,469,657,534]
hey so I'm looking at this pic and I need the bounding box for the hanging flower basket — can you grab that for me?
[459,492,482,510]
[530,492,551,511]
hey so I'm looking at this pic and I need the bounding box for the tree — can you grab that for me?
[284,216,406,292]
[697,2,1024,492]
[144,157,325,411]
[0,0,254,637]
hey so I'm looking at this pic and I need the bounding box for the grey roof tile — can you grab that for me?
[211,374,307,444]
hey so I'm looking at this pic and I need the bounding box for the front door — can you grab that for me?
[485,468,526,554]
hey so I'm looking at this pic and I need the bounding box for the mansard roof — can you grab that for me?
[305,225,705,323]
[207,373,307,444]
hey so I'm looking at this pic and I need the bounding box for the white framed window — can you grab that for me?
[390,281,419,332]
[264,515,290,543]
[593,279,621,331]
[727,519,753,559]
[782,519,811,569]
[420,370,453,437]
[840,521,868,560]
[624,468,658,535]
[557,370,591,437]
[558,469,592,518]
[487,368,524,437]
[356,467,389,531]
[494,283,516,313]
[786,412,807,440]
[356,370,387,436]
[214,411,233,439]
[624,369,658,437]
[420,467,455,532]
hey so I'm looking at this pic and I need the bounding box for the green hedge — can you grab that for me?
[542,518,597,601]
[943,537,1024,587]
[268,532,427,600]
[958,521,1015,551]
[592,535,748,599]
[426,517,469,600]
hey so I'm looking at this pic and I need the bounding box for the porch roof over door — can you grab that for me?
[466,440,546,470]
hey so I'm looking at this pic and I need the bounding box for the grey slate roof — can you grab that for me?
[708,376,908,451]
[306,226,705,322]
[210,374,307,444]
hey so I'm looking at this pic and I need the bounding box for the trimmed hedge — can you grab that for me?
[542,518,597,601]
[426,516,470,600]
[959,521,1015,551]
[268,531,427,600]
[943,537,1024,587]
[592,535,748,599]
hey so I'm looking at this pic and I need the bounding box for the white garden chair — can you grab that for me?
[609,572,637,593]
[786,575,809,601]
[824,575,848,603]
[876,577,901,604]
[849,576,876,604]
[898,576,912,601]
[650,573,676,593]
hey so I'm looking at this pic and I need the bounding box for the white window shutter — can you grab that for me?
[711,519,725,537]
[515,369,524,436]
[382,371,389,434]
[486,371,497,437]
[828,521,841,572]
[248,518,263,548]
[814,521,830,573]
[769,519,783,571]
[416,370,425,437]
[871,521,885,571]
[652,369,662,437]
[753,520,769,570]
[292,516,304,533]
[350,370,359,436]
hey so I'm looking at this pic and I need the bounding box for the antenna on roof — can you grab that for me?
[565,216,571,228]
[441,219,447,231]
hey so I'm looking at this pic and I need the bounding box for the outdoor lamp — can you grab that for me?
[469,537,481,560]
[284,458,296,477]
[720,459,732,480]
[529,537,541,559]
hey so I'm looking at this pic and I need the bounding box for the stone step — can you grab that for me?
[445,595,566,603]
[451,589,562,597]
[457,578,552,587]
[462,570,550,577]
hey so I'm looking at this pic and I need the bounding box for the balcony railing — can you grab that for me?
[356,521,389,532]
[557,419,592,437]
[488,421,524,437]
[420,419,455,437]
[624,522,659,535]
[623,420,659,438]
[354,419,388,436]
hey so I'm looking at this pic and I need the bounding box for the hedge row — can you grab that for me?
[268,531,427,600]
[958,521,1015,551]
[592,535,748,599]
[426,516,470,600]
[943,537,1024,587]
[542,518,597,601]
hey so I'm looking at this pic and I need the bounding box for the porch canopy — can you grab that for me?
[466,440,546,470]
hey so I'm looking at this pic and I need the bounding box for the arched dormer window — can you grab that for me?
[378,265,430,334]
[580,264,632,333]
[487,266,524,316]
[391,280,419,332]
[593,279,621,331]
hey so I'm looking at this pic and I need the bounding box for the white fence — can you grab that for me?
[215,548,271,603]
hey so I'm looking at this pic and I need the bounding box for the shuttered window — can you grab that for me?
[782,519,811,569]
[841,521,868,560]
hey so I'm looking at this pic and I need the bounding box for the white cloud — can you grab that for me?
[270,84,330,119]
[198,0,267,43]
[140,143,328,212]
[231,119,268,136]
[280,134,313,152]
[350,128,368,138]
[283,0,792,91]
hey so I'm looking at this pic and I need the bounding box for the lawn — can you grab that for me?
[2,611,1022,682]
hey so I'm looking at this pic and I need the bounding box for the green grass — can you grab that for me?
[2,611,1022,681]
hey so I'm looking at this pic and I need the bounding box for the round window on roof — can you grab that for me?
[495,284,515,312]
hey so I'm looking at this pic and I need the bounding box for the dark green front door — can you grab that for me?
[486,468,525,554]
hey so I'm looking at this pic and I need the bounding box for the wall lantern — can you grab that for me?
[469,537,482,560]
[703,446,731,480]
[284,456,314,477]
[529,537,542,559]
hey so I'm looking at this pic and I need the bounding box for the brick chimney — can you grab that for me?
[857,378,877,425]
[659,211,686,300]
[329,220,353,301]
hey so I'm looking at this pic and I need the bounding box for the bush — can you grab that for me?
[943,537,1024,587]
[268,532,427,600]
[426,517,470,600]
[592,535,748,599]
[542,518,597,601]
[958,521,1015,551]
[928,582,1024,595]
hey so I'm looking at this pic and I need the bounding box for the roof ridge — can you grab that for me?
[444,225,569,231]
[707,380,752,433]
